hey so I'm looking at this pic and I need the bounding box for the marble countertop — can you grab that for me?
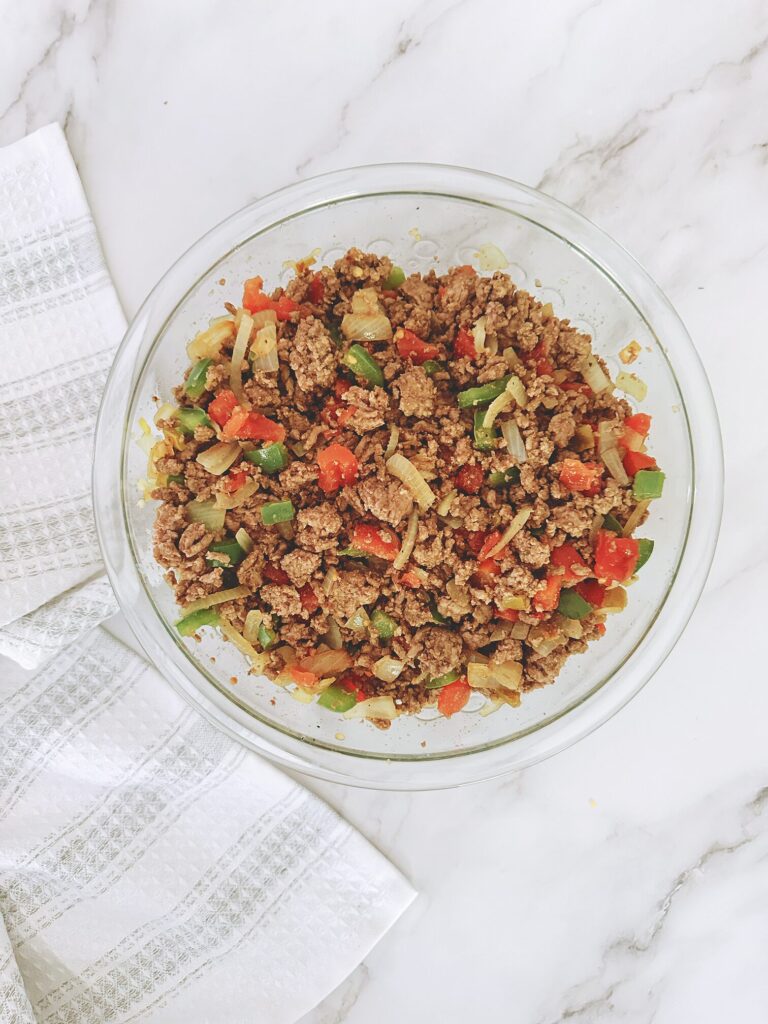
[3,0,767,1020]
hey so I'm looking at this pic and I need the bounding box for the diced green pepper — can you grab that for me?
[206,539,245,568]
[185,358,212,400]
[261,500,295,525]
[370,609,398,640]
[175,407,212,434]
[317,685,357,713]
[635,538,654,571]
[429,597,449,624]
[457,376,511,409]
[244,442,289,475]
[557,589,594,620]
[422,359,444,377]
[633,470,665,500]
[602,514,623,534]
[257,622,278,650]
[488,466,521,488]
[168,474,185,485]
[425,669,460,690]
[329,324,343,346]
[342,344,385,388]
[383,265,406,290]
[338,547,367,558]
[473,408,498,452]
[176,608,220,636]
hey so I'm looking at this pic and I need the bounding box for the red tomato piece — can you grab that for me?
[437,678,471,717]
[561,380,592,395]
[454,327,477,360]
[207,389,239,426]
[400,570,424,588]
[224,470,246,494]
[536,359,554,376]
[466,530,488,555]
[334,378,352,398]
[624,413,651,437]
[476,558,501,577]
[222,410,286,442]
[350,523,401,562]
[456,464,485,494]
[338,672,369,702]
[495,607,520,622]
[575,580,607,608]
[395,328,441,365]
[622,450,657,476]
[593,530,639,584]
[273,294,299,321]
[559,458,603,494]
[263,564,290,584]
[298,584,320,613]
[533,574,562,612]
[290,666,318,687]
[477,530,504,562]
[317,443,359,493]
[550,543,589,583]
[242,277,264,312]
[308,273,324,304]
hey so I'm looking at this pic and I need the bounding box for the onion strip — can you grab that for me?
[501,419,527,462]
[373,656,405,682]
[182,585,250,615]
[196,441,240,475]
[386,453,436,510]
[622,500,651,537]
[384,424,400,459]
[214,478,258,509]
[235,527,254,553]
[485,507,532,559]
[483,390,512,429]
[229,311,253,407]
[219,621,268,672]
[344,696,398,720]
[393,508,419,570]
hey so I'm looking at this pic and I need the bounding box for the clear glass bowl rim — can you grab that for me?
[93,162,723,790]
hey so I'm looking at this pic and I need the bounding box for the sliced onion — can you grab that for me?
[436,489,457,517]
[615,371,647,401]
[182,585,250,615]
[344,696,398,720]
[187,499,226,531]
[243,609,264,644]
[235,527,254,553]
[510,621,530,640]
[251,309,278,329]
[196,441,240,475]
[187,319,235,361]
[491,661,522,691]
[506,374,528,408]
[560,618,583,640]
[471,316,487,354]
[386,453,436,510]
[497,594,528,611]
[572,424,595,452]
[622,427,645,453]
[602,586,628,613]
[597,421,630,486]
[485,507,532,559]
[393,508,419,570]
[214,478,258,509]
[341,312,392,341]
[323,567,338,596]
[250,321,279,372]
[480,698,504,717]
[153,402,177,426]
[373,656,405,683]
[325,617,343,650]
[467,663,492,689]
[219,621,267,672]
[229,311,253,408]
[483,390,511,429]
[351,287,384,315]
[474,243,509,271]
[501,419,527,462]
[581,355,612,393]
[622,500,650,537]
[345,607,370,633]
[503,347,522,367]
[384,424,400,459]
[298,649,352,676]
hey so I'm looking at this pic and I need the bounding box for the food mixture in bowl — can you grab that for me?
[147,248,664,725]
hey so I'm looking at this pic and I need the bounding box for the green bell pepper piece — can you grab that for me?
[557,589,594,620]
[457,376,512,409]
[244,442,289,475]
[175,407,212,435]
[185,358,212,400]
[167,473,185,485]
[602,514,623,534]
[425,669,461,690]
[635,538,654,571]
[429,597,449,624]
[257,622,278,650]
[382,265,406,290]
[633,470,665,500]
[261,500,295,525]
[176,608,220,636]
[342,344,385,388]
[422,359,444,377]
[317,685,357,713]
[370,609,398,640]
[488,466,520,488]
[206,539,245,568]
[338,547,367,558]
[473,408,498,452]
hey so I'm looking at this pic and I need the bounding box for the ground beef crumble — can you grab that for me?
[150,249,660,720]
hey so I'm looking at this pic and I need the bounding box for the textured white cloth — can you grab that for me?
[0,124,121,666]
[0,126,416,1023]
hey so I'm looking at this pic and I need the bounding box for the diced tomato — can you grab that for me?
[456,464,485,494]
[224,470,246,494]
[454,327,477,360]
[334,378,352,398]
[477,530,503,562]
[593,530,639,584]
[207,389,239,426]
[533,574,562,612]
[537,359,554,376]
[321,396,356,429]
[298,584,320,613]
[308,273,325,304]
[455,265,477,276]
[263,564,290,585]
[222,409,286,442]
[624,413,651,437]
[561,380,592,395]
[317,443,359,493]
[395,328,441,365]
[559,458,603,494]
[437,678,471,717]
[495,607,520,622]
[477,558,501,577]
[242,276,264,311]
[466,530,488,555]
[338,672,368,702]
[529,340,552,377]
[622,450,657,476]
[400,570,424,588]
[242,276,299,321]
[575,580,607,608]
[273,294,299,321]
[290,666,319,687]
[550,543,589,583]
[595,622,607,636]
[350,523,401,562]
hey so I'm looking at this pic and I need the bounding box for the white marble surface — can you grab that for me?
[3,0,767,1021]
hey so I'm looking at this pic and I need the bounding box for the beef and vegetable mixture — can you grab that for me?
[147,248,664,725]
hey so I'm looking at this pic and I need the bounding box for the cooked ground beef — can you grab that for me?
[151,249,662,722]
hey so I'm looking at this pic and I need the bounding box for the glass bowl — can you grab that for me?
[93,164,722,790]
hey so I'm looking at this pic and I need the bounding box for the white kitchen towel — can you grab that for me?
[0,629,415,1023]
[0,124,122,665]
